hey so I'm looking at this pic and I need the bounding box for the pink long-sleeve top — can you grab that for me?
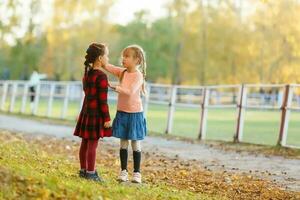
[105,64,143,113]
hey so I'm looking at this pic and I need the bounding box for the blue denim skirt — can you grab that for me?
[112,111,147,140]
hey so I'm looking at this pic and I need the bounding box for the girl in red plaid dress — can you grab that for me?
[74,43,112,182]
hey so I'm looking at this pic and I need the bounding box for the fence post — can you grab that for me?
[1,82,9,111]
[165,86,177,134]
[33,84,41,115]
[79,90,84,113]
[277,84,293,146]
[143,84,151,117]
[9,82,18,113]
[234,84,247,142]
[47,83,56,117]
[198,88,210,140]
[21,83,29,113]
[61,83,70,119]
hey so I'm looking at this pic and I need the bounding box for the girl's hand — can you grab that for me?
[108,82,116,90]
[104,121,112,128]
[102,63,110,69]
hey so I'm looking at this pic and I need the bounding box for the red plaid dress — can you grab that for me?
[74,69,112,139]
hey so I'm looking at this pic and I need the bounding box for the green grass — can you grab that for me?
[0,134,218,200]
[2,98,300,147]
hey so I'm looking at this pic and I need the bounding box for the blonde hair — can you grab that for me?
[121,44,147,96]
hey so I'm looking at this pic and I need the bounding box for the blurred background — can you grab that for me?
[1,0,300,147]
[1,0,300,85]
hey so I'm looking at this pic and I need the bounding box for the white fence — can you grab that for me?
[0,80,300,148]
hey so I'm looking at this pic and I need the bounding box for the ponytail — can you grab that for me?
[84,60,91,76]
[140,51,147,96]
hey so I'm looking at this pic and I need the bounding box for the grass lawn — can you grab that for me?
[1,131,298,200]
[0,131,219,200]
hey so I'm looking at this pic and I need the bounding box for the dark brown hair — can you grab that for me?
[84,43,106,75]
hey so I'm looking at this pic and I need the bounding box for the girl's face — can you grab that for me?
[101,47,109,66]
[98,47,109,67]
[122,49,139,68]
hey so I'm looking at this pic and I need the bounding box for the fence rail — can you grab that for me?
[0,80,299,148]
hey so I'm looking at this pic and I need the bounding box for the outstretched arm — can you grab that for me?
[103,64,125,78]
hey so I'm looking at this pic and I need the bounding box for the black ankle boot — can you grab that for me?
[85,171,104,182]
[78,169,86,178]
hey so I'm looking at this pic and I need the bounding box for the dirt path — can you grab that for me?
[0,114,299,191]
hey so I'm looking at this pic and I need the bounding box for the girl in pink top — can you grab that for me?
[103,44,147,184]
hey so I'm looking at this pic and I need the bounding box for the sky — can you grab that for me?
[107,0,252,25]
[108,0,171,25]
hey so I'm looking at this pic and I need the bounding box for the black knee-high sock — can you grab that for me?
[120,149,128,171]
[133,151,141,173]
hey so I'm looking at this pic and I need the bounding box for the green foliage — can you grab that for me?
[1,0,300,84]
